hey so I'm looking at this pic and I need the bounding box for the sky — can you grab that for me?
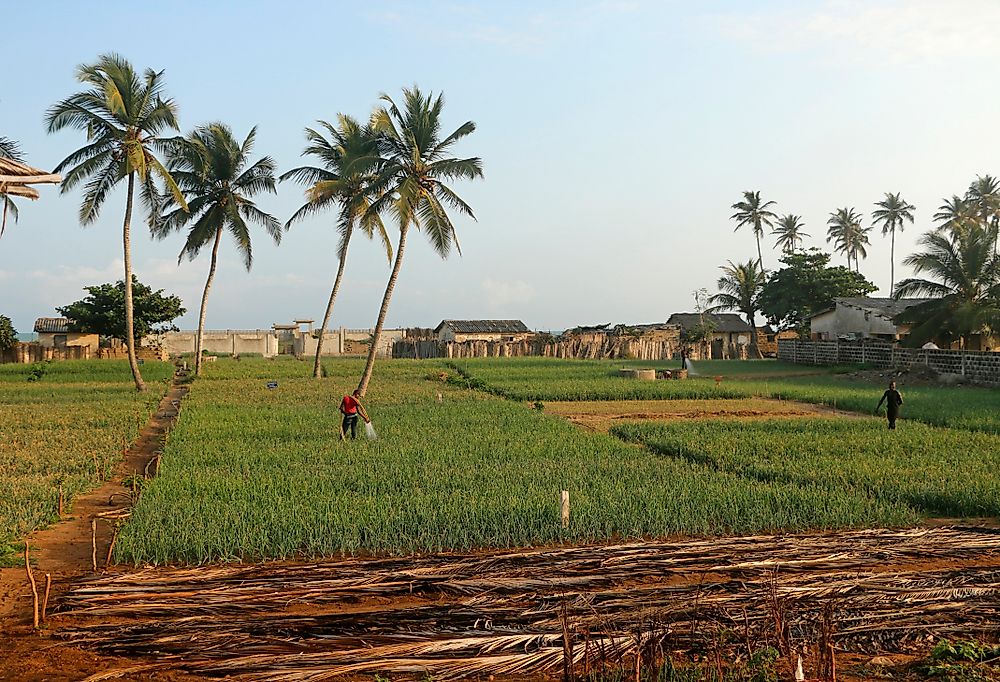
[4,0,1000,334]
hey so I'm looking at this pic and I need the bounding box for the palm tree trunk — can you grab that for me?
[890,228,895,296]
[747,312,762,359]
[756,232,763,270]
[356,223,407,397]
[313,242,350,379]
[123,172,146,392]
[194,226,223,376]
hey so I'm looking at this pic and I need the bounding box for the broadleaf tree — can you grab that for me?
[57,276,185,343]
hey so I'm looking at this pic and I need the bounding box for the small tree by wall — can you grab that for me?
[57,276,186,344]
[0,315,16,352]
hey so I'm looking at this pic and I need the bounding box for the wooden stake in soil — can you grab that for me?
[42,574,51,624]
[561,490,570,529]
[91,519,98,572]
[105,524,120,567]
[23,543,38,629]
[58,485,64,517]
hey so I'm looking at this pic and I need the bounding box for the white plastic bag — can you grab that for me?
[364,421,378,440]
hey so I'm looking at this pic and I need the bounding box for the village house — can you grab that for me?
[808,297,929,343]
[33,317,99,354]
[666,313,753,359]
[434,320,532,343]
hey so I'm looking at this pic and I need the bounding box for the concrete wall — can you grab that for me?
[154,328,403,358]
[37,332,99,352]
[778,339,1000,384]
[810,305,900,340]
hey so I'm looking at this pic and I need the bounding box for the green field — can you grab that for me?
[613,418,1000,518]
[114,358,914,563]
[6,356,999,567]
[453,358,1000,434]
[0,360,172,564]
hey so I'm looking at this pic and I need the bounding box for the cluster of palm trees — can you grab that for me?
[721,180,1000,350]
[34,53,481,393]
[732,179,1000,298]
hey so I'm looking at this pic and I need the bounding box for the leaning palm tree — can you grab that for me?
[0,136,23,236]
[894,223,1000,348]
[772,214,809,254]
[706,259,768,358]
[157,123,282,376]
[281,116,392,379]
[826,207,869,272]
[934,195,978,237]
[871,192,915,296]
[730,190,777,268]
[46,54,185,392]
[356,87,483,397]
[966,175,1000,254]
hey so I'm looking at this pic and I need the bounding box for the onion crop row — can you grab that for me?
[115,359,915,564]
[612,418,1000,518]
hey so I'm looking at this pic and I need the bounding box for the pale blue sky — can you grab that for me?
[4,0,1000,333]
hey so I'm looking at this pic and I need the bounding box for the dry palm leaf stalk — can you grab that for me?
[54,527,999,681]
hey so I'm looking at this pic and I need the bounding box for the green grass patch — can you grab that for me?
[0,360,171,564]
[612,418,1000,518]
[115,358,913,564]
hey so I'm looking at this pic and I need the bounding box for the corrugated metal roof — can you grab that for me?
[434,320,531,334]
[667,313,752,333]
[33,317,72,333]
[809,297,933,320]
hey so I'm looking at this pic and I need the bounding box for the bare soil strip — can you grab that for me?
[544,398,859,432]
[49,527,1000,680]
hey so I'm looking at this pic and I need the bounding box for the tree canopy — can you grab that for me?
[57,276,185,343]
[758,248,877,335]
[0,315,16,351]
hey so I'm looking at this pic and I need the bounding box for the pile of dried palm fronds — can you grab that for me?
[57,527,1000,680]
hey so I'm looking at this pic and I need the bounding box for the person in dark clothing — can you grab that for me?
[339,389,370,440]
[875,381,903,429]
[680,348,688,370]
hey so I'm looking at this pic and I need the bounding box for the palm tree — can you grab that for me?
[772,214,809,254]
[157,123,282,376]
[934,195,978,237]
[894,224,1000,348]
[46,54,185,392]
[356,87,483,397]
[730,190,777,268]
[966,175,1000,254]
[871,192,915,296]
[0,136,23,237]
[706,259,768,358]
[826,207,870,272]
[0,137,20,160]
[281,116,392,379]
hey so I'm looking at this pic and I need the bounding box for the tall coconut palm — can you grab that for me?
[46,54,185,392]
[966,175,1000,254]
[934,195,978,237]
[355,87,483,397]
[871,192,915,296]
[730,190,777,268]
[772,214,809,254]
[281,116,392,379]
[706,259,768,358]
[0,136,23,237]
[894,223,1000,348]
[826,207,870,272]
[156,123,282,376]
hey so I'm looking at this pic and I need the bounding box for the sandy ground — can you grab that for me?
[543,397,860,431]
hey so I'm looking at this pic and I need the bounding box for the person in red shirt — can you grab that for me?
[339,389,370,440]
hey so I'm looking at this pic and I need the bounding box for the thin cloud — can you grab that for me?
[714,0,1000,64]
